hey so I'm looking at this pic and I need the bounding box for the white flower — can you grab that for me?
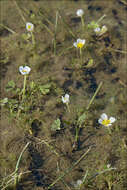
[94,25,108,36]
[19,66,31,75]
[62,94,69,104]
[76,9,84,17]
[98,113,116,127]
[73,38,86,49]
[107,164,111,168]
[26,22,34,32]
[94,27,101,33]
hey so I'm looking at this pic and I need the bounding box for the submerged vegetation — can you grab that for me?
[0,0,127,190]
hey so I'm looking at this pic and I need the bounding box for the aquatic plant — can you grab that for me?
[76,9,84,29]
[98,113,116,127]
[26,22,34,32]
[94,25,108,36]
[19,66,31,100]
[73,39,85,65]
[98,113,116,134]
[62,94,70,112]
[26,22,35,45]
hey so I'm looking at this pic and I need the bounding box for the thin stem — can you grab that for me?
[96,14,106,24]
[81,16,85,30]
[14,1,26,23]
[58,13,76,38]
[80,48,83,65]
[107,126,112,134]
[31,31,35,46]
[54,11,58,55]
[48,147,91,189]
[86,81,103,110]
[0,23,17,34]
[14,142,30,189]
[22,75,27,100]
[75,126,79,142]
[66,103,70,113]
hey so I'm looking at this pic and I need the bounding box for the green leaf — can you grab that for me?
[51,118,61,131]
[77,113,86,126]
[0,98,8,106]
[5,80,15,92]
[85,59,94,68]
[39,84,51,95]
[88,21,99,29]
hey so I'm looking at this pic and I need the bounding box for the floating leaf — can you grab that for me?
[85,59,94,68]
[5,80,15,92]
[39,84,51,95]
[51,118,61,131]
[77,113,86,126]
[88,21,99,29]
[0,98,8,106]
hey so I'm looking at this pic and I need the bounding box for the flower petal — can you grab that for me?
[73,42,77,47]
[98,118,103,124]
[109,117,116,123]
[24,66,31,73]
[77,39,82,43]
[81,39,85,45]
[65,94,69,99]
[19,66,23,73]
[101,113,108,120]
[106,124,112,127]
[62,96,66,103]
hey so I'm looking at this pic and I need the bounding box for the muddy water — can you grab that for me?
[0,0,127,190]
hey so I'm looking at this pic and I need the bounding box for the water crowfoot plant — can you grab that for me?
[26,22,35,45]
[94,25,108,36]
[19,66,31,100]
[62,94,70,112]
[98,113,116,134]
[76,9,84,30]
[73,39,85,65]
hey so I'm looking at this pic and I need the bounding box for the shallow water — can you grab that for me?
[0,0,127,190]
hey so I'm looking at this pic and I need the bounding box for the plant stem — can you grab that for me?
[14,0,26,23]
[0,23,17,34]
[14,142,30,189]
[86,81,103,110]
[31,32,35,46]
[80,48,83,65]
[75,126,79,142]
[81,16,85,30]
[66,103,70,113]
[22,75,27,100]
[48,147,91,189]
[107,126,112,134]
[96,14,106,24]
[54,11,58,55]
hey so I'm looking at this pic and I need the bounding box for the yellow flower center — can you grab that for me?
[28,25,32,30]
[102,119,110,126]
[23,69,27,73]
[77,42,84,48]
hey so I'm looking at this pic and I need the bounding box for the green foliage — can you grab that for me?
[51,118,61,131]
[85,59,94,68]
[77,112,86,127]
[87,21,99,29]
[5,80,15,92]
[0,97,8,106]
[39,83,51,95]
